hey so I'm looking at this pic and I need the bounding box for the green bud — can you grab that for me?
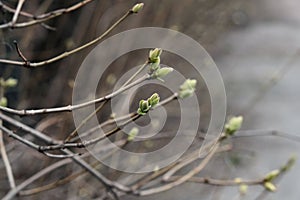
[178,79,197,99]
[147,93,160,107]
[234,178,242,184]
[224,116,243,136]
[264,169,280,182]
[180,79,197,91]
[239,184,248,195]
[154,165,159,172]
[152,67,173,79]
[149,48,162,63]
[4,78,18,88]
[137,93,161,115]
[0,97,7,107]
[137,100,150,115]
[131,3,144,13]
[149,58,161,73]
[281,155,296,172]
[127,127,139,141]
[264,182,277,192]
[141,100,150,111]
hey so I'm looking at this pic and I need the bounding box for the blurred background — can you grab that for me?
[0,0,300,199]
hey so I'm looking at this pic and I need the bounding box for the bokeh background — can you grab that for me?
[0,0,300,199]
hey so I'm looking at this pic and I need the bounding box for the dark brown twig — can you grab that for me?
[13,41,30,67]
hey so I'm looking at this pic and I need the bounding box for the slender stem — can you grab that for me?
[2,158,71,200]
[0,114,131,200]
[240,50,300,115]
[0,84,16,189]
[121,61,149,87]
[69,112,136,142]
[0,1,33,18]
[39,114,140,151]
[2,139,127,199]
[65,58,150,142]
[11,0,25,25]
[137,143,219,196]
[0,125,78,158]
[0,8,133,66]
[64,101,107,142]
[0,0,95,29]
[162,137,220,181]
[19,140,129,196]
[0,75,150,116]
[167,176,263,186]
[0,131,16,189]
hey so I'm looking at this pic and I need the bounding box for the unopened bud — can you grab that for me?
[225,116,243,136]
[131,3,144,13]
[149,48,162,63]
[147,93,160,107]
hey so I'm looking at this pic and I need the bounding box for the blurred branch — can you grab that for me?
[234,129,300,143]
[65,58,150,142]
[0,126,16,190]
[240,50,300,115]
[3,139,127,198]
[0,1,33,18]
[11,0,25,26]
[0,6,136,67]
[137,143,220,196]
[19,140,129,196]
[0,74,150,116]
[0,125,79,158]
[0,0,95,29]
[0,113,130,200]
[0,84,16,189]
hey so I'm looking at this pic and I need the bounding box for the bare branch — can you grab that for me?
[11,0,26,26]
[0,130,16,189]
[0,0,95,29]
[0,114,131,200]
[0,125,79,158]
[0,8,134,67]
[13,40,30,67]
[137,143,219,196]
[0,74,150,116]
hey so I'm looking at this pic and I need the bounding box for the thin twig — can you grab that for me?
[162,137,220,181]
[0,126,16,189]
[167,176,263,186]
[65,101,107,142]
[233,129,300,143]
[68,112,136,142]
[65,57,150,142]
[19,140,129,196]
[0,84,16,189]
[121,61,149,87]
[137,143,220,196]
[39,114,140,151]
[3,139,127,199]
[0,1,33,18]
[0,74,150,116]
[240,50,300,115]
[0,114,131,199]
[39,94,178,151]
[13,40,29,67]
[0,8,134,67]
[11,0,26,26]
[0,125,79,158]
[0,0,95,29]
